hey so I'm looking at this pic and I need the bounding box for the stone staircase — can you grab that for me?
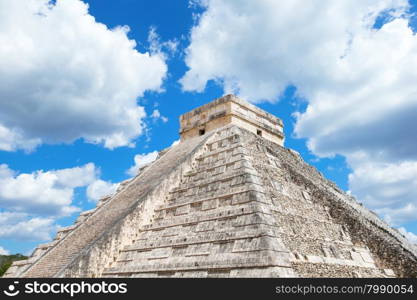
[102,126,295,277]
[19,134,210,277]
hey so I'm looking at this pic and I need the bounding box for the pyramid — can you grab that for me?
[5,94,417,278]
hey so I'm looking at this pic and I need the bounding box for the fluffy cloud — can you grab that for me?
[127,151,159,176]
[0,163,98,216]
[398,227,417,244]
[0,163,119,243]
[181,0,408,101]
[0,0,167,151]
[349,159,417,225]
[0,212,56,241]
[0,124,41,152]
[151,109,168,123]
[182,0,417,226]
[147,26,179,57]
[86,179,119,202]
[0,246,9,255]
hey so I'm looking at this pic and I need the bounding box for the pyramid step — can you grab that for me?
[156,189,267,212]
[169,169,261,194]
[104,250,292,275]
[142,204,276,231]
[124,227,281,252]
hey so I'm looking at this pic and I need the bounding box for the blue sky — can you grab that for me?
[1,0,417,255]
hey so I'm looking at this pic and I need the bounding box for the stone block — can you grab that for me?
[201,199,217,211]
[195,221,215,232]
[148,248,172,260]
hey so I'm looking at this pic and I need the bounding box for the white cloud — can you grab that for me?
[148,26,179,57]
[0,0,167,151]
[54,163,98,188]
[0,246,9,255]
[151,109,168,123]
[0,212,57,241]
[181,0,408,102]
[127,151,159,176]
[0,124,41,152]
[181,0,417,227]
[0,163,97,216]
[0,163,121,243]
[0,163,122,245]
[398,227,417,244]
[151,110,161,119]
[349,159,417,224]
[86,179,119,202]
[0,163,15,179]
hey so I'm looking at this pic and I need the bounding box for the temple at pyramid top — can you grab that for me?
[180,94,285,146]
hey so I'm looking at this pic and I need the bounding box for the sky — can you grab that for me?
[0,0,417,256]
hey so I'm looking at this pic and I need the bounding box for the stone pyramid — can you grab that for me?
[5,95,417,278]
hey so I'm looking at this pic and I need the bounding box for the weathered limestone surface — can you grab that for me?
[250,134,417,277]
[5,132,213,277]
[6,95,417,278]
[100,126,416,278]
[180,94,285,146]
[102,125,296,278]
